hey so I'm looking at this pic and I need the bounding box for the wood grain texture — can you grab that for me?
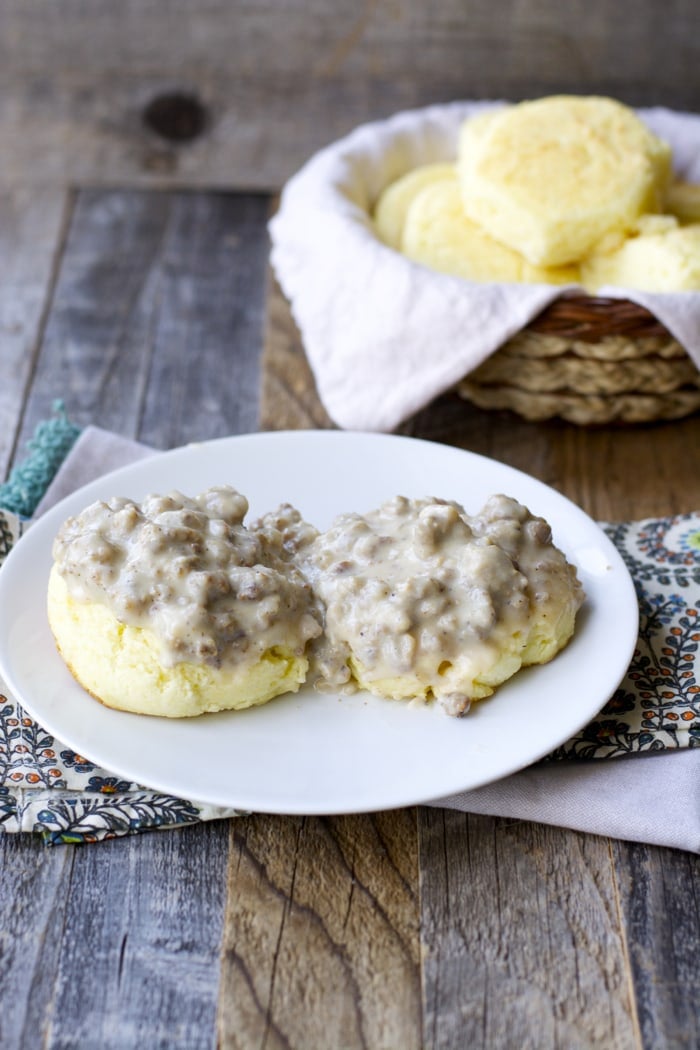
[613,840,700,1050]
[419,811,636,1050]
[408,405,700,521]
[219,810,421,1050]
[28,822,230,1050]
[136,191,269,448]
[1,0,698,191]
[0,188,274,1050]
[0,188,69,478]
[260,275,335,432]
[17,189,270,451]
[0,833,73,1049]
[0,186,72,1050]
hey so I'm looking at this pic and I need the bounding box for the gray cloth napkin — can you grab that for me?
[29,426,699,852]
[434,750,699,852]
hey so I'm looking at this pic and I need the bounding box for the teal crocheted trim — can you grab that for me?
[0,402,81,518]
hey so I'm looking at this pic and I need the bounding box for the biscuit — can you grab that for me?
[581,222,700,292]
[49,486,584,720]
[304,494,583,716]
[457,95,672,266]
[469,495,583,667]
[373,162,455,249]
[48,489,322,717]
[48,566,309,717]
[402,177,578,285]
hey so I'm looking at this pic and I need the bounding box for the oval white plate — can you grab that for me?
[0,431,638,814]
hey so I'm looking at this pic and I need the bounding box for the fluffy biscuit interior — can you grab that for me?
[47,566,308,718]
[373,162,456,249]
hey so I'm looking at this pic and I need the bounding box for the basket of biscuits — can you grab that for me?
[373,95,700,424]
[270,95,700,430]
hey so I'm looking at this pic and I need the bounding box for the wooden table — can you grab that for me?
[2,186,699,1050]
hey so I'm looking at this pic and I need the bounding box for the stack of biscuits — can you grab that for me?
[373,96,700,423]
[374,96,700,291]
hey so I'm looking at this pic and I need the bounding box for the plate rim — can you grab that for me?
[0,429,639,813]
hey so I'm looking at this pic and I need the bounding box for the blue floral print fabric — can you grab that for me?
[550,513,700,759]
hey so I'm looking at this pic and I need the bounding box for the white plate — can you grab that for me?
[0,431,638,814]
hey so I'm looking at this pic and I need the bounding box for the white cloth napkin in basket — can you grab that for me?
[270,101,700,432]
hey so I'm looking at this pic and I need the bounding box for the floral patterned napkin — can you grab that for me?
[551,515,700,758]
[0,425,698,845]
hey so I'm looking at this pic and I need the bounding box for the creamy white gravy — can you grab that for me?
[52,488,321,668]
[53,488,583,715]
[300,494,583,715]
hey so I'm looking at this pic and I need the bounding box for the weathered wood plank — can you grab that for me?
[137,192,269,448]
[0,833,73,1050]
[0,188,69,479]
[3,0,699,97]
[1,0,698,191]
[17,189,270,450]
[15,190,174,445]
[39,822,230,1050]
[260,275,335,432]
[419,811,637,1050]
[218,809,421,1050]
[613,840,700,1050]
[1,187,274,1050]
[0,823,231,1050]
[406,403,700,520]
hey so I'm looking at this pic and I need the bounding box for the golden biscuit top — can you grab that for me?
[458,95,672,266]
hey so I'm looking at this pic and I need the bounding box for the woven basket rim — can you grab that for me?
[527,294,670,341]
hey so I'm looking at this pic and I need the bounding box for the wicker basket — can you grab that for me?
[457,296,700,424]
